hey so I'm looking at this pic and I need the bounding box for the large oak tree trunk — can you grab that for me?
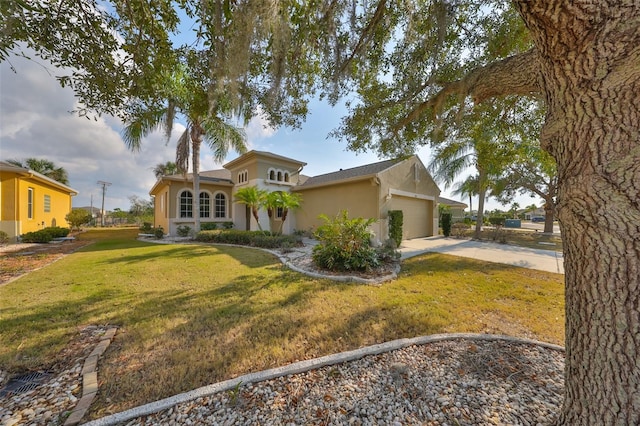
[543,200,554,234]
[516,1,640,423]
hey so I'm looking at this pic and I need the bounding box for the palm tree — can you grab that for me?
[8,158,69,185]
[451,175,479,216]
[234,186,268,232]
[152,161,179,179]
[267,191,302,235]
[123,60,247,232]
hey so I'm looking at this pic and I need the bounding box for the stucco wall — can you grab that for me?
[0,172,74,239]
[294,179,380,235]
[378,157,440,239]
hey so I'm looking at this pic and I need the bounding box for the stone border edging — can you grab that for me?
[82,333,564,426]
[64,327,118,426]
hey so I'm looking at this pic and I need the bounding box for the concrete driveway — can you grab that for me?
[399,236,564,274]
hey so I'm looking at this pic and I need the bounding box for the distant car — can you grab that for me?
[531,216,545,222]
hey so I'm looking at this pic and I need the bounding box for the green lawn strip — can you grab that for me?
[456,227,563,251]
[0,229,564,418]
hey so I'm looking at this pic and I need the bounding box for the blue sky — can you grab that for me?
[0,49,539,213]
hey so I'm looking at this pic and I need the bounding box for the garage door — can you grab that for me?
[388,196,432,239]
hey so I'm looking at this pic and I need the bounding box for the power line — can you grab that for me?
[97,180,112,227]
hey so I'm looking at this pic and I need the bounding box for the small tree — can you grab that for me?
[234,186,268,232]
[66,209,92,230]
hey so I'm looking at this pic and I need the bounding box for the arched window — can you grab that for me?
[214,193,226,218]
[284,172,290,182]
[200,192,210,218]
[277,171,283,181]
[179,190,193,218]
[269,170,276,180]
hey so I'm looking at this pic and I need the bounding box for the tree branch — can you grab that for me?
[395,48,543,131]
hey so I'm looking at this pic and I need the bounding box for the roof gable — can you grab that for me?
[0,161,78,195]
[296,158,401,189]
[223,150,306,170]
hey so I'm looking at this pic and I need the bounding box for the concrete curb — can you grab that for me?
[64,327,118,426]
[82,333,564,426]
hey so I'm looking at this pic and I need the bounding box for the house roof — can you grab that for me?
[223,150,306,170]
[0,160,78,195]
[438,196,468,208]
[149,170,233,195]
[294,158,401,190]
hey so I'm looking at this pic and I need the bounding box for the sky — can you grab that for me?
[0,51,540,214]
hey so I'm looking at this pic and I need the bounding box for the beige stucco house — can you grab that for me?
[438,196,468,222]
[149,151,441,243]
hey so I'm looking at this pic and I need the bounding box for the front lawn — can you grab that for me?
[0,228,564,419]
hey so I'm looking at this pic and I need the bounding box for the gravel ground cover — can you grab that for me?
[122,339,564,426]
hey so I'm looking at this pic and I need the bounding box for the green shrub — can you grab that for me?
[21,230,53,243]
[177,225,191,237]
[66,209,92,230]
[20,227,71,243]
[154,226,164,239]
[312,211,379,272]
[140,222,153,233]
[489,217,506,226]
[200,223,217,231]
[47,227,70,238]
[388,210,403,248]
[195,229,299,249]
[0,231,10,244]
[441,213,452,237]
[222,221,234,230]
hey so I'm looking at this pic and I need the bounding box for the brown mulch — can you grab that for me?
[0,239,91,285]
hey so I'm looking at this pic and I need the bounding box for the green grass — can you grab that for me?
[0,228,564,418]
[453,226,564,251]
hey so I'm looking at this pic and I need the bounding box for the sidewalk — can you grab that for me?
[399,236,564,274]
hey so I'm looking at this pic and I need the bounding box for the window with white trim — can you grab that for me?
[179,190,193,218]
[27,187,34,219]
[214,193,226,218]
[200,192,210,218]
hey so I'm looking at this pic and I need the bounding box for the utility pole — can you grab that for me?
[97,181,112,227]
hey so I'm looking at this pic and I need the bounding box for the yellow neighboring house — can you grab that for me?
[0,161,78,242]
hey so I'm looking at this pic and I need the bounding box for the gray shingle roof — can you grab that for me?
[438,196,468,207]
[164,169,232,183]
[297,158,400,188]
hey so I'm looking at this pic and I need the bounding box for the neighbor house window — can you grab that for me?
[214,193,226,218]
[44,194,51,213]
[269,170,276,180]
[27,188,34,219]
[200,192,210,218]
[284,172,290,182]
[179,190,193,218]
[276,206,284,219]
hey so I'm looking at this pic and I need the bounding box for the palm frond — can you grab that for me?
[175,129,190,175]
[202,116,248,162]
[122,108,166,152]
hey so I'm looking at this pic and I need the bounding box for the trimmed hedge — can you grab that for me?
[21,227,71,243]
[195,229,300,249]
[388,210,403,248]
[441,213,452,237]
